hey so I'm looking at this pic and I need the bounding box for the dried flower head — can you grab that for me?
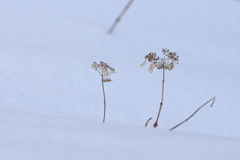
[91,61,116,82]
[140,49,179,72]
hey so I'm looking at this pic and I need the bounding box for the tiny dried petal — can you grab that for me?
[103,78,111,82]
[101,69,110,76]
[92,62,98,69]
[140,58,147,67]
[148,64,156,73]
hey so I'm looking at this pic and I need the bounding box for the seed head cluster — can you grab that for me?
[140,49,179,73]
[92,61,116,82]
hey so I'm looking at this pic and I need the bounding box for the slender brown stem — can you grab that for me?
[169,96,216,131]
[145,117,152,127]
[101,75,106,123]
[153,68,165,128]
[96,69,102,76]
[108,0,135,34]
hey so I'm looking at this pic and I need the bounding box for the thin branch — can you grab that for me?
[145,117,152,127]
[153,68,165,128]
[96,69,102,76]
[169,96,216,131]
[108,0,135,34]
[101,75,107,123]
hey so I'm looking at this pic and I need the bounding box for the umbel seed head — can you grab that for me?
[140,49,179,72]
[91,61,115,82]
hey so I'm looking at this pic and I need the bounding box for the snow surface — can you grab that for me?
[0,0,240,159]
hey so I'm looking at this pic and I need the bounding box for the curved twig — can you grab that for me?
[169,96,216,131]
[145,117,152,127]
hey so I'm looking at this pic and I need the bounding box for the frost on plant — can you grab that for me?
[91,61,115,123]
[141,49,179,128]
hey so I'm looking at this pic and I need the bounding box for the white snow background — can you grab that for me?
[0,0,240,159]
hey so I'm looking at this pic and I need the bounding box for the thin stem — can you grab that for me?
[96,69,102,76]
[108,0,135,34]
[101,75,106,123]
[153,68,165,128]
[169,96,216,131]
[145,117,152,127]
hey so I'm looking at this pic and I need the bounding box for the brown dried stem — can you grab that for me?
[141,50,179,128]
[169,96,216,131]
[108,0,135,34]
[101,75,107,123]
[91,61,115,123]
[145,117,152,127]
[153,68,165,128]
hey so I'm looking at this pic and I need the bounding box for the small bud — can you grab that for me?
[148,64,156,73]
[140,58,147,67]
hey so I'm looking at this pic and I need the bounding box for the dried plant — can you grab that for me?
[141,49,179,128]
[169,96,216,130]
[91,61,116,123]
[145,117,152,127]
[108,0,135,34]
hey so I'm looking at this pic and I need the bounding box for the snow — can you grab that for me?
[0,0,240,159]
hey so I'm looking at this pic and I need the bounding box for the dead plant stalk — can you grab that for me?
[101,75,106,123]
[153,68,165,128]
[169,96,216,130]
[140,49,179,128]
[108,0,135,34]
[91,61,116,123]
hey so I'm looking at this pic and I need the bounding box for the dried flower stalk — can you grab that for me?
[169,96,216,131]
[91,61,116,123]
[108,0,135,34]
[141,49,179,128]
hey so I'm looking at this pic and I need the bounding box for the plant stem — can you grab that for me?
[108,0,135,34]
[169,96,216,131]
[153,68,165,128]
[145,117,152,127]
[101,75,106,123]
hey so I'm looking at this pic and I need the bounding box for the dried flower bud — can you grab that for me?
[140,49,179,72]
[91,61,115,82]
[140,58,147,67]
[103,78,111,82]
[148,64,156,73]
